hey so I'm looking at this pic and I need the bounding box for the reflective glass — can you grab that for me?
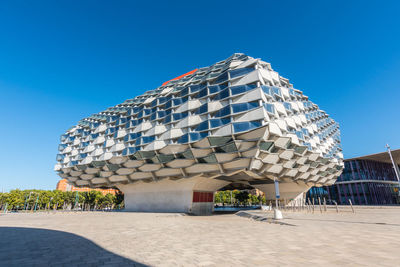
[259,141,274,151]
[178,133,189,144]
[230,84,257,95]
[233,121,261,133]
[296,131,304,140]
[198,88,208,98]
[214,72,228,84]
[195,103,208,114]
[215,142,237,153]
[283,102,292,111]
[272,87,282,97]
[215,105,231,117]
[197,154,217,163]
[229,67,254,79]
[195,120,209,131]
[142,136,155,144]
[264,103,275,114]
[214,88,230,100]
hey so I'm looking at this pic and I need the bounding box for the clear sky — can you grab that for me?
[1,0,399,191]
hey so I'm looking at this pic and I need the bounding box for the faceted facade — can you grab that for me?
[55,53,343,214]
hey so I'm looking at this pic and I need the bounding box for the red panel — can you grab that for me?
[193,192,200,202]
[201,192,206,202]
[193,191,214,203]
[207,192,213,202]
[162,69,198,86]
[199,192,204,202]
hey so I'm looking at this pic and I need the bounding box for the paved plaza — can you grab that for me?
[1,207,400,266]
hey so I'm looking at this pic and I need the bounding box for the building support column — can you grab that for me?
[117,177,229,215]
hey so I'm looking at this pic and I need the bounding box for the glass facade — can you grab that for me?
[307,159,400,205]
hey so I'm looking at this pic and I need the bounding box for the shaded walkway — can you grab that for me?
[0,227,146,266]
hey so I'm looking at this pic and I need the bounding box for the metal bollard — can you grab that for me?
[333,200,339,213]
[349,199,355,213]
[318,197,322,213]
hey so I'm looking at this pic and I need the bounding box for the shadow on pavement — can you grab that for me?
[0,227,147,266]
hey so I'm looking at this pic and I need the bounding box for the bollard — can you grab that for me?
[333,200,339,213]
[349,199,355,213]
[318,197,322,213]
[312,198,315,213]
[323,198,327,212]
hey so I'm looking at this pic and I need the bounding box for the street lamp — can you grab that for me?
[385,144,400,190]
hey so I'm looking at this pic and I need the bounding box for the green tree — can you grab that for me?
[114,190,124,207]
[234,191,249,205]
[100,193,115,208]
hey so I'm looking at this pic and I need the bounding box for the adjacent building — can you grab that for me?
[307,149,400,205]
[56,179,118,195]
[55,53,343,214]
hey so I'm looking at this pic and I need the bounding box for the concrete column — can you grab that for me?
[117,177,229,215]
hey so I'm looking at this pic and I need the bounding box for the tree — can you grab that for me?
[235,191,249,205]
[7,190,25,210]
[100,193,115,208]
[114,190,124,207]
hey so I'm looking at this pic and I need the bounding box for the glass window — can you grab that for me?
[214,88,230,100]
[58,144,67,151]
[264,103,275,114]
[122,147,138,156]
[232,103,248,113]
[214,72,228,84]
[229,67,254,79]
[165,100,172,109]
[208,136,232,146]
[156,154,175,163]
[283,102,292,111]
[195,103,208,115]
[176,149,194,159]
[178,133,189,144]
[198,154,217,163]
[215,105,231,117]
[233,121,261,133]
[231,101,259,113]
[209,119,222,128]
[230,84,257,96]
[215,142,237,153]
[142,136,155,144]
[208,85,221,94]
[164,115,172,123]
[259,141,274,151]
[272,87,282,97]
[195,120,209,131]
[296,131,304,140]
[173,98,182,106]
[198,88,208,98]
[181,87,189,96]
[135,151,155,160]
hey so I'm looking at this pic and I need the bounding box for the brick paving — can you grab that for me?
[1,207,400,266]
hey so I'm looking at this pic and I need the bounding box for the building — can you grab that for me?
[55,53,343,215]
[307,149,400,205]
[56,179,118,195]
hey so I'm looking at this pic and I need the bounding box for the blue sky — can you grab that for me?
[0,0,399,191]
